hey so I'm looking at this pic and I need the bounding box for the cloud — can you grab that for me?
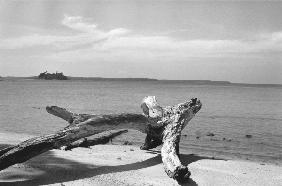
[62,15,129,36]
[101,33,282,54]
[0,15,130,51]
[62,15,98,33]
[1,15,282,61]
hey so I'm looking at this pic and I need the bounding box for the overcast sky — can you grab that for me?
[0,0,282,84]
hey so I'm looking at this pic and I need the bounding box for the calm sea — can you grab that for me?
[0,80,281,164]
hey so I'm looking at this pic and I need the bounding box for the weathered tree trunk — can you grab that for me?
[141,96,202,183]
[0,96,202,183]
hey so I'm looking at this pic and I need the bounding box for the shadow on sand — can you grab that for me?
[0,145,221,186]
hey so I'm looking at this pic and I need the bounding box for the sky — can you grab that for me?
[0,0,282,84]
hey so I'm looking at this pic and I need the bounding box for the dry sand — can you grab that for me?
[0,144,281,186]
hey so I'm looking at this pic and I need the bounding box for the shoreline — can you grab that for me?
[1,77,282,88]
[0,131,281,167]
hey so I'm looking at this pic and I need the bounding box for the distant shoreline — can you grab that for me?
[0,76,281,87]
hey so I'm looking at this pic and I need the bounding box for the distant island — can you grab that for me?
[38,71,68,80]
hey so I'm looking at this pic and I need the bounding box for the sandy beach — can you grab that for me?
[0,143,281,186]
[1,0,282,185]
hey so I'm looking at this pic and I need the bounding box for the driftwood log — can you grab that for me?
[0,96,202,183]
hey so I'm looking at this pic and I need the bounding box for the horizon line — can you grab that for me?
[1,75,281,86]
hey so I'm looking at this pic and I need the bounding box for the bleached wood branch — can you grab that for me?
[0,96,202,183]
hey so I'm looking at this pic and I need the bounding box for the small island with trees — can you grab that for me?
[38,71,68,80]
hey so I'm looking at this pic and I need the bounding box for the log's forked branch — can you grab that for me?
[141,96,202,183]
[45,106,129,151]
[46,106,76,123]
[141,96,163,119]
[46,106,96,125]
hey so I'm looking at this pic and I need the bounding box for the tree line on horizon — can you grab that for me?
[38,71,68,80]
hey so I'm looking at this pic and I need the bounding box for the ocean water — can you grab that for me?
[0,80,281,164]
